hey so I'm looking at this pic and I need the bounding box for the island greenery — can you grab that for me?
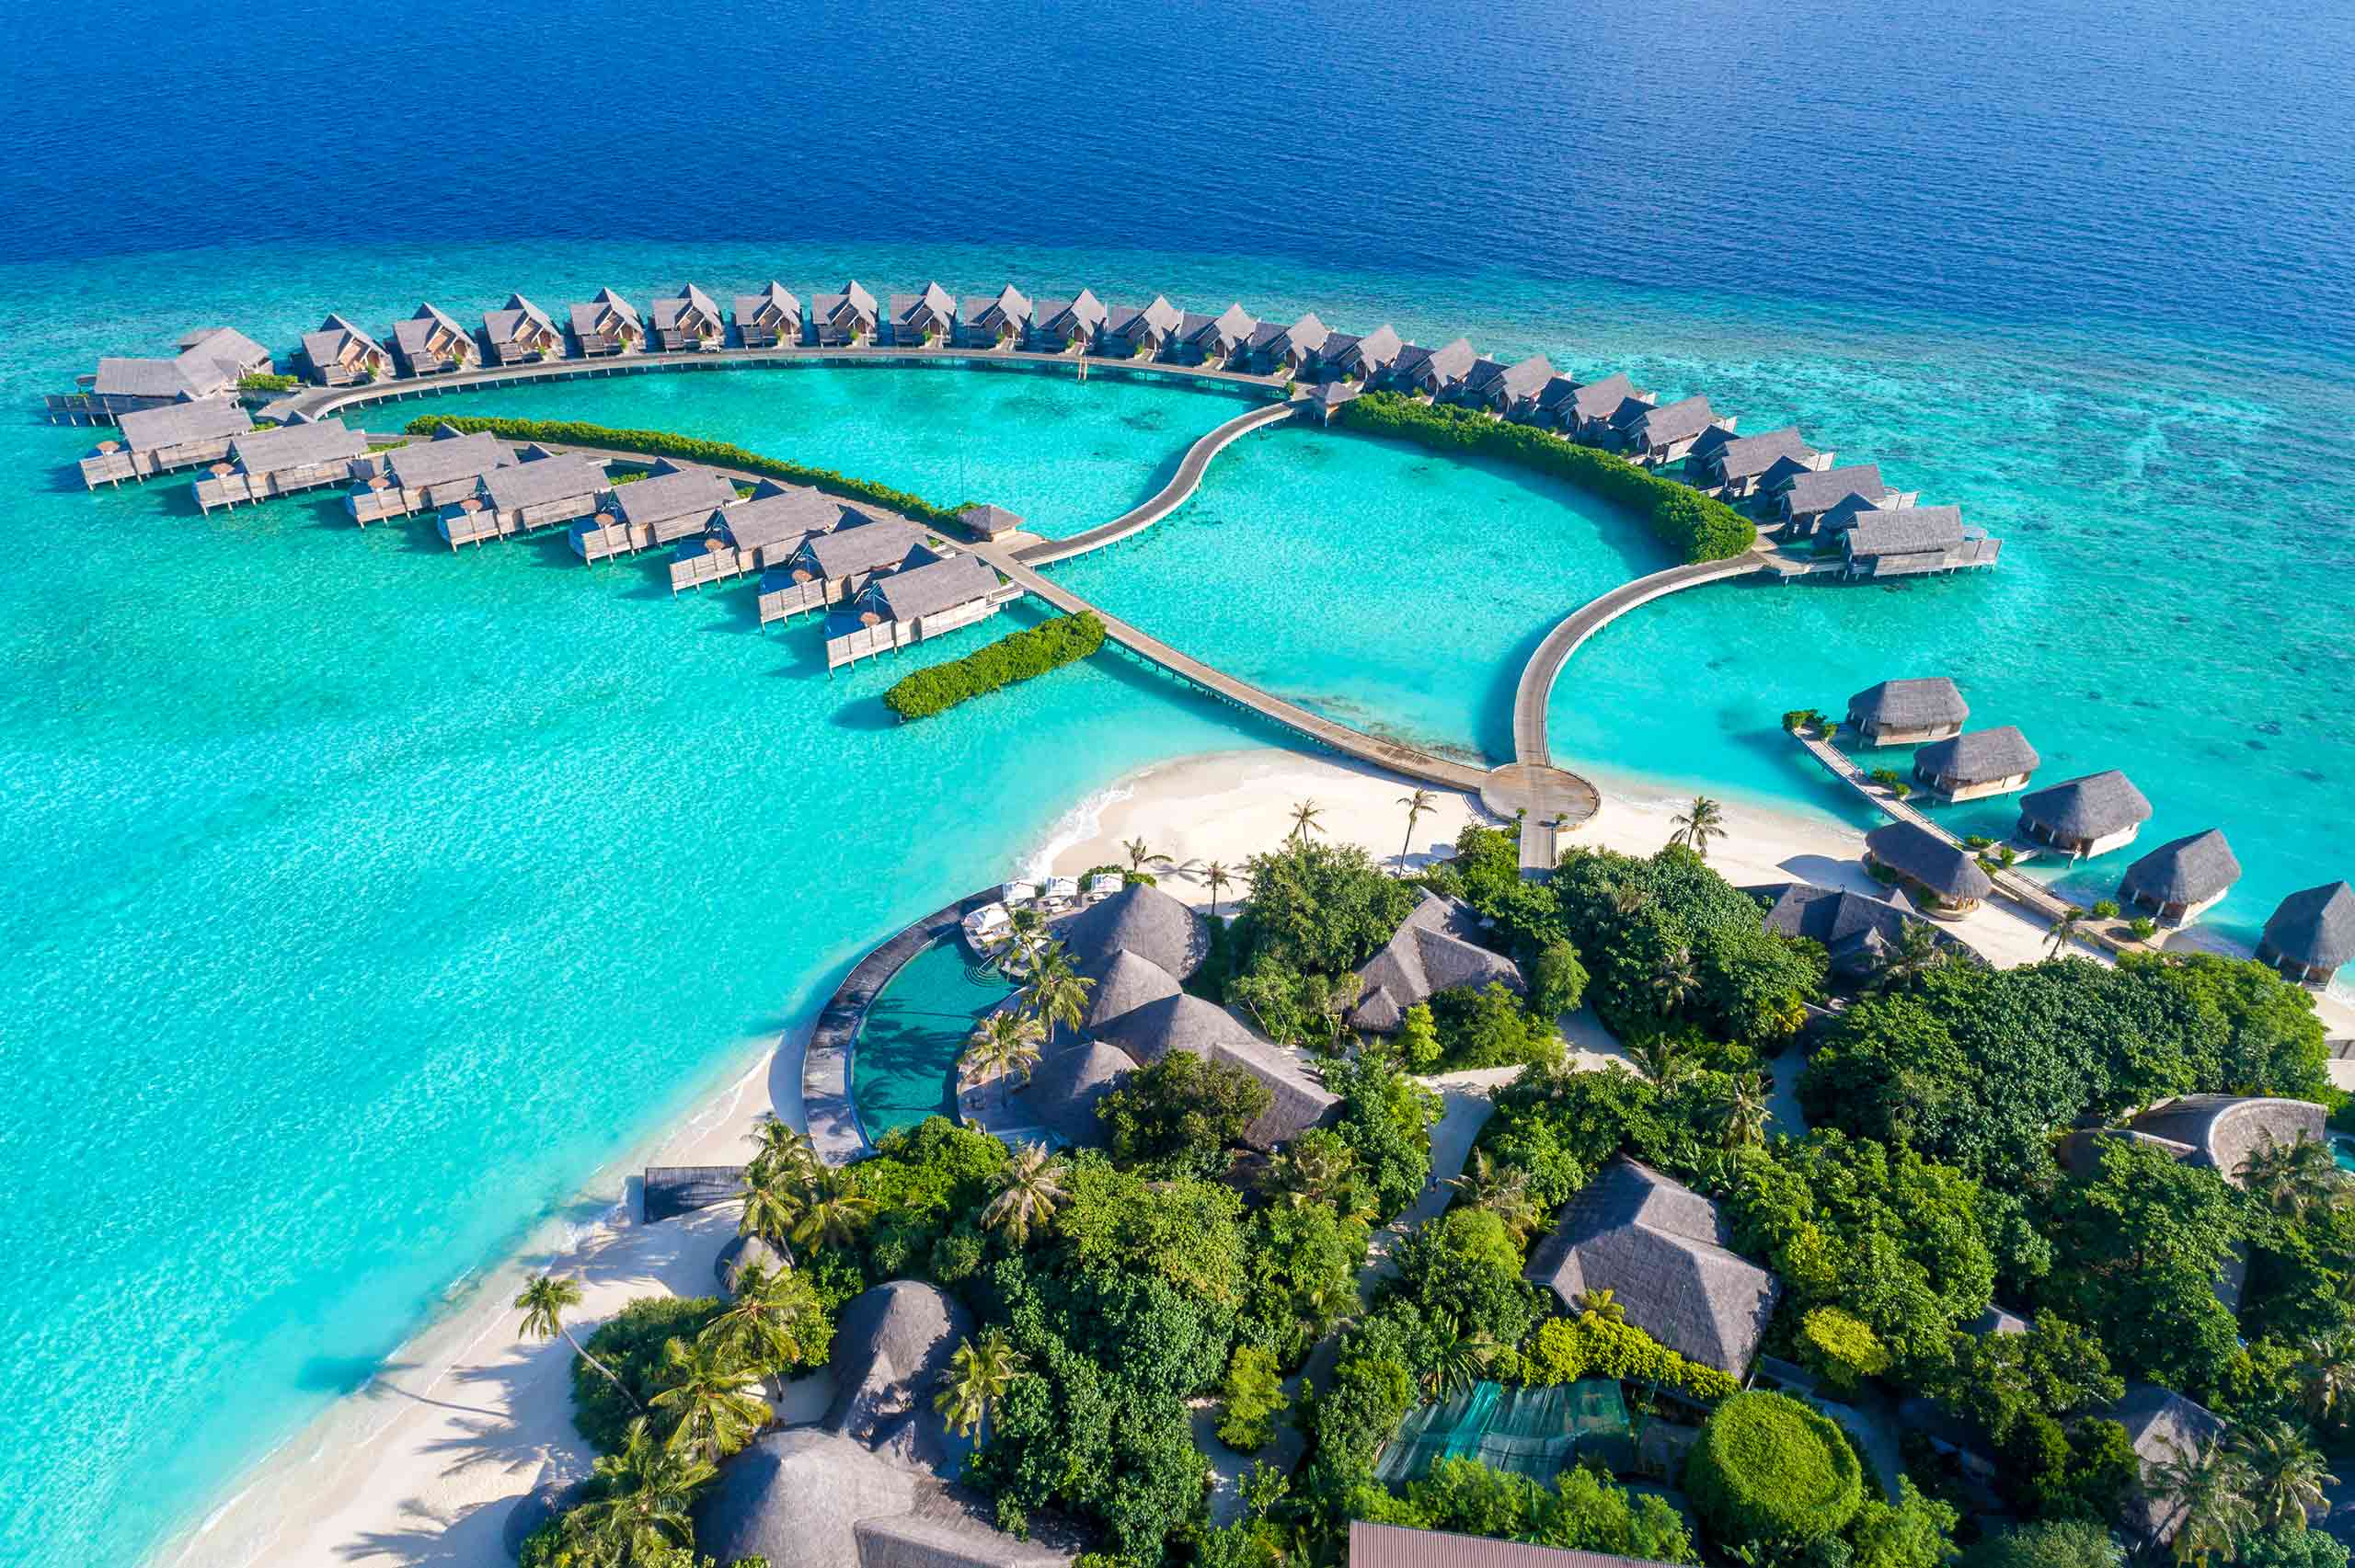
[883,612,1106,719]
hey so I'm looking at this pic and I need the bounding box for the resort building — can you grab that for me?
[759,515,933,623]
[1324,324,1403,383]
[2114,829,2240,926]
[2110,1385,2226,1552]
[1181,303,1258,368]
[440,448,611,547]
[1555,372,1654,443]
[888,282,958,346]
[1751,881,1958,982]
[1614,395,1732,464]
[350,426,515,523]
[298,314,389,386]
[480,294,561,364]
[568,288,644,356]
[192,419,369,512]
[90,326,272,414]
[1776,463,1904,534]
[390,303,474,376]
[649,284,725,351]
[958,503,1024,540]
[571,462,739,561]
[669,486,844,590]
[2108,1095,2327,1187]
[1864,821,1995,915]
[826,553,1011,669]
[1911,726,2040,801]
[1028,290,1108,352]
[810,280,880,346]
[1104,296,1183,359]
[1247,311,1330,376]
[732,282,802,348]
[2017,769,2153,858]
[1700,426,1829,498]
[1847,676,1968,744]
[1346,892,1526,1034]
[957,283,1031,349]
[1349,1521,1681,1568]
[2257,881,2355,986]
[1393,337,1477,398]
[1524,1156,1781,1377]
[79,398,253,487]
[1462,353,1557,418]
[1309,381,1362,424]
[1839,506,2002,578]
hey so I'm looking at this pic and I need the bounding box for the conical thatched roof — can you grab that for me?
[2262,882,2355,970]
[826,1281,973,1473]
[1349,892,1524,1033]
[715,1233,793,1297]
[1848,677,1967,730]
[1009,1041,1134,1148]
[1866,822,1993,901]
[1079,948,1182,1031]
[1913,726,2039,784]
[1092,991,1257,1066]
[2108,1385,2224,1547]
[1091,995,1338,1150]
[2120,829,2240,906]
[2018,770,2152,840]
[1052,884,1207,979]
[696,1427,917,1567]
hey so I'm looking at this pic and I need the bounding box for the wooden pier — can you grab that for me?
[1015,399,1299,566]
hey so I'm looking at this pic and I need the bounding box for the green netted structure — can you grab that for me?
[1374,1379,1633,1485]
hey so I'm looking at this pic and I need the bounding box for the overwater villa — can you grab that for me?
[1247,311,1330,376]
[1700,426,1830,498]
[1104,296,1182,359]
[1345,892,1525,1034]
[732,282,802,348]
[88,326,272,416]
[825,552,1008,669]
[193,419,369,512]
[957,284,1031,349]
[1865,820,1994,914]
[1615,394,1733,464]
[1308,381,1363,423]
[2119,828,2241,926]
[2016,769,2152,858]
[1846,676,1968,744]
[1463,353,1556,418]
[1554,372,1654,443]
[572,461,739,560]
[759,514,932,623]
[670,484,847,592]
[442,449,611,547]
[298,315,389,386]
[480,294,561,364]
[1028,289,1107,352]
[350,426,515,523]
[568,288,644,356]
[1181,303,1258,368]
[889,282,958,346]
[390,303,474,375]
[810,280,879,345]
[1394,337,1477,398]
[958,503,1024,540]
[649,284,725,351]
[1524,1156,1781,1376]
[1323,323,1403,383]
[1839,505,2001,578]
[2257,882,2355,987]
[1911,726,2040,801]
[79,398,253,487]
[1752,881,1957,982]
[1775,462,1907,534]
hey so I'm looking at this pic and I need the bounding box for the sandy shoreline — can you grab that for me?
[174,743,2351,1567]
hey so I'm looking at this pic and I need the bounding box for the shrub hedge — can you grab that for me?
[1683,1390,1865,1547]
[883,612,1106,719]
[401,415,971,528]
[1337,391,1756,563]
[1522,1311,1740,1404]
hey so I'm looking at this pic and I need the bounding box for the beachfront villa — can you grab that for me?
[2257,882,2355,987]
[441,449,612,547]
[298,314,389,386]
[958,283,1032,349]
[480,294,562,364]
[1864,820,1994,915]
[2016,769,2152,858]
[733,282,803,348]
[1028,290,1108,352]
[1846,677,1968,745]
[1615,394,1732,464]
[569,288,645,356]
[192,419,368,513]
[2119,828,2242,926]
[649,284,726,351]
[79,398,253,486]
[889,281,958,346]
[811,280,881,346]
[1345,892,1526,1033]
[1911,726,2039,801]
[1524,1157,1781,1377]
[1106,296,1182,359]
[390,303,473,375]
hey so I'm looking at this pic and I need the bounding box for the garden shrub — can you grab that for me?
[883,612,1105,719]
[571,1295,724,1452]
[1522,1313,1740,1404]
[1797,1306,1890,1397]
[1683,1390,1865,1547]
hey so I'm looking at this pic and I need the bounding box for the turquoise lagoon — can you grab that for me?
[2,235,2351,1566]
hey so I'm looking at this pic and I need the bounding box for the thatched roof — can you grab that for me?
[116,398,251,452]
[383,429,512,490]
[864,555,1000,624]
[1866,822,1993,901]
[696,1427,917,1567]
[1524,1158,1780,1374]
[2125,1095,2326,1188]
[1052,883,1208,979]
[1785,463,1889,515]
[1079,948,1182,1031]
[1349,1519,1685,1568]
[2120,830,2241,907]
[1090,993,1338,1149]
[1913,726,2039,784]
[229,419,365,473]
[1009,1041,1134,1148]
[715,1233,792,1297]
[856,1511,1072,1568]
[482,452,608,511]
[959,504,1024,538]
[827,1281,974,1474]
[1752,881,1922,977]
[613,465,738,526]
[1710,426,1813,481]
[1349,892,1523,1033]
[1847,677,1967,731]
[2108,1385,2224,1546]
[2263,881,2355,969]
[2018,770,2153,840]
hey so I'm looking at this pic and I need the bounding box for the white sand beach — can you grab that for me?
[178,742,2352,1567]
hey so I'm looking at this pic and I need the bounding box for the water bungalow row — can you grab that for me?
[1841,676,2353,978]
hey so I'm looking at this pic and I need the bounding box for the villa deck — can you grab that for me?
[822,582,1021,670]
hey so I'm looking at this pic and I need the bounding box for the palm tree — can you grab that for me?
[2232,1418,2335,1531]
[1448,1151,1537,1240]
[1288,799,1327,842]
[1272,1135,1359,1210]
[1653,945,1699,1016]
[1005,904,1048,966]
[1575,1288,1626,1323]
[2240,1135,2345,1221]
[961,1010,1046,1109]
[1122,836,1172,874]
[562,1418,712,1563]
[787,1168,877,1251]
[2045,909,2085,958]
[744,1114,815,1180]
[2146,1439,2257,1567]
[738,1157,805,1250]
[1202,861,1235,919]
[2300,1330,2355,1425]
[649,1335,769,1464]
[514,1273,640,1412]
[982,1142,1068,1246]
[698,1261,826,1372]
[1397,788,1438,869]
[1422,1312,1499,1401]
[1607,882,1650,917]
[1671,796,1728,859]
[1020,942,1094,1036]
[935,1328,1028,1440]
[1626,1031,1691,1087]
[1874,920,1946,992]
[1713,1071,1772,1150]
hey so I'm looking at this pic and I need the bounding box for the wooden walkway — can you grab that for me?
[1016,399,1298,566]
[641,1165,750,1223]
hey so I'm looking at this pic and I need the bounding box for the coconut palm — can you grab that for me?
[1271,1134,1360,1210]
[698,1261,826,1372]
[1448,1151,1537,1240]
[1713,1071,1772,1150]
[787,1168,877,1251]
[745,1114,815,1180]
[1653,946,1699,1017]
[1626,1031,1692,1087]
[1672,796,1728,859]
[1576,1288,1626,1323]
[2045,909,2085,958]
[961,1009,1046,1109]
[1202,861,1236,919]
[1423,1312,1499,1401]
[1020,942,1094,1036]
[649,1335,770,1464]
[738,1157,805,1250]
[514,1273,640,1412]
[2232,1418,2335,1531]
[561,1417,712,1563]
[1874,920,1947,992]
[982,1142,1068,1246]
[1005,904,1048,966]
[2301,1330,2355,1426]
[2146,1439,2257,1567]
[935,1328,1028,1440]
[2240,1135,2346,1221]
[1122,836,1172,874]
[1397,788,1438,869]
[1288,799,1327,841]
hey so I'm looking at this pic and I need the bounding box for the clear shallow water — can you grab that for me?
[852,942,1017,1141]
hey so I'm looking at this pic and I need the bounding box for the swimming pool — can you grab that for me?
[850,940,1017,1141]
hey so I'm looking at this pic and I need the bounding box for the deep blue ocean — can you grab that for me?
[3,1,2353,1563]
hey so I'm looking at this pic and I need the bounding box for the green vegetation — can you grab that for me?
[401,414,972,527]
[1683,1391,1865,1548]
[237,370,298,391]
[1097,1048,1273,1177]
[1522,1310,1740,1402]
[1370,1459,1697,1562]
[882,612,1105,720]
[1336,391,1755,562]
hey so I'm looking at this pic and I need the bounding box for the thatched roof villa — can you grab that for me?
[1104,295,1182,359]
[1394,337,1476,398]
[445,449,611,546]
[568,288,643,356]
[1837,505,2001,578]
[1846,676,1968,745]
[810,280,880,346]
[1776,463,1902,535]
[1056,881,1210,979]
[649,283,725,350]
[1324,323,1403,383]
[91,326,271,413]
[1346,892,1524,1034]
[2016,769,2152,858]
[82,398,253,486]
[2109,1384,2226,1551]
[734,281,803,348]
[1865,821,1994,915]
[1028,289,1108,352]
[2119,829,2241,926]
[1183,302,1258,367]
[1751,881,1957,981]
[480,294,561,364]
[1462,353,1557,418]
[890,281,958,346]
[362,426,516,515]
[299,314,389,386]
[1614,394,1731,464]
[1700,426,1829,498]
[610,463,741,544]
[1912,726,2039,801]
[957,504,1023,540]
[391,303,473,375]
[845,552,1001,629]
[2257,881,2355,987]
[1248,311,1330,376]
[958,283,1032,349]
[194,419,369,512]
